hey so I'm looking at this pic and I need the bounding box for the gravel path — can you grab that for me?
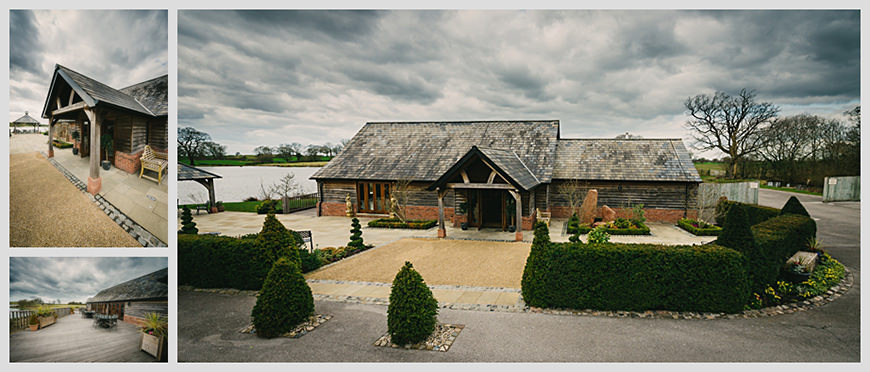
[305,238,530,288]
[9,152,139,247]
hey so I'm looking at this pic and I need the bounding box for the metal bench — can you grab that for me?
[297,230,314,252]
[139,145,168,184]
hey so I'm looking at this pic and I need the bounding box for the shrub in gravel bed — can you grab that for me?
[178,207,198,234]
[388,262,438,346]
[251,257,314,338]
[348,218,365,250]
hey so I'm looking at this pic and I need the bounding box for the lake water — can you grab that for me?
[178,166,320,204]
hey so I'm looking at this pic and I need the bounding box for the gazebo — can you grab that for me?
[178,163,222,208]
[10,111,41,133]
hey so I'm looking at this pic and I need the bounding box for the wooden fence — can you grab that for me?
[10,310,35,331]
[10,307,74,332]
[282,192,318,214]
[823,176,860,202]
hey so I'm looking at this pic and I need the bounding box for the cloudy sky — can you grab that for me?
[9,257,167,304]
[8,9,168,123]
[178,10,859,157]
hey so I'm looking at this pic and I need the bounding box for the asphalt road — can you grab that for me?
[177,189,860,362]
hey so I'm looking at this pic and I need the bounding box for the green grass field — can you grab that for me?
[180,198,318,213]
[179,155,332,167]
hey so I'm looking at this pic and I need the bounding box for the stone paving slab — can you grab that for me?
[305,279,523,308]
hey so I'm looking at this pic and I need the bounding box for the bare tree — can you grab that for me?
[275,144,297,161]
[684,89,779,178]
[270,173,300,199]
[254,145,274,162]
[177,127,211,166]
[557,179,586,217]
[391,179,413,222]
[757,114,818,182]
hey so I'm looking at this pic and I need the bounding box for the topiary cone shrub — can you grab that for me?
[348,217,364,250]
[717,205,755,252]
[522,221,551,306]
[387,261,438,346]
[251,257,314,338]
[179,207,198,234]
[780,196,810,217]
[257,213,300,265]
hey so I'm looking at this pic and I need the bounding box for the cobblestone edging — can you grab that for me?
[45,153,166,247]
[180,267,852,320]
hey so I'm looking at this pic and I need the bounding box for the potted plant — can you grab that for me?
[139,312,168,361]
[507,225,516,233]
[100,133,113,170]
[806,237,825,263]
[784,257,812,283]
[36,307,56,328]
[71,131,80,155]
[216,201,225,212]
[28,313,39,331]
[458,202,468,230]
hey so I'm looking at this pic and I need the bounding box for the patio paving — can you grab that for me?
[9,314,160,362]
[180,209,715,248]
[11,133,168,244]
[9,151,139,247]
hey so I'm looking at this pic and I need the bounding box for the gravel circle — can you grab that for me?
[374,323,464,352]
[239,314,332,338]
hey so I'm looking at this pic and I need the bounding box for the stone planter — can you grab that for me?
[140,333,167,361]
[29,324,39,331]
[784,270,811,284]
[37,315,56,329]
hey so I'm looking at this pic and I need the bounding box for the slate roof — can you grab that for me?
[311,120,560,182]
[313,121,701,184]
[119,75,168,116]
[11,112,40,125]
[88,268,168,303]
[178,163,222,181]
[553,139,701,182]
[42,65,167,118]
[476,147,541,190]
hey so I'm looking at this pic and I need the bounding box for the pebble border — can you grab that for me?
[180,267,852,321]
[239,314,332,338]
[44,152,166,247]
[374,323,464,352]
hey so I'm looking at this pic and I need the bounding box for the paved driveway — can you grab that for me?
[178,189,860,361]
[306,238,530,288]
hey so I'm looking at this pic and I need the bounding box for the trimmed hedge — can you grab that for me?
[251,258,314,338]
[521,222,551,305]
[178,234,275,290]
[677,218,721,236]
[748,213,817,292]
[715,200,780,227]
[780,196,810,217]
[368,218,438,229]
[567,221,651,235]
[522,241,750,313]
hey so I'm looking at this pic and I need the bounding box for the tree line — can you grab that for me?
[684,89,859,186]
[178,127,347,165]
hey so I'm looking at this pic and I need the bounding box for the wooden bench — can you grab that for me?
[536,208,551,227]
[139,145,168,185]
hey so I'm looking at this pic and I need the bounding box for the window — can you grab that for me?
[357,182,391,213]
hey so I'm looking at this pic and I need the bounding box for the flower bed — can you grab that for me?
[52,140,73,149]
[748,253,845,309]
[367,218,437,229]
[677,218,722,236]
[567,219,651,235]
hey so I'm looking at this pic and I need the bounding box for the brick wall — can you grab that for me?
[113,149,144,174]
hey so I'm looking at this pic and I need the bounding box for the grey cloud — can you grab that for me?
[9,10,43,75]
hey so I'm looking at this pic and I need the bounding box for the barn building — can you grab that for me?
[87,268,168,326]
[311,120,701,241]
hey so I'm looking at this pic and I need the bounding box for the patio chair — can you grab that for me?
[536,208,551,227]
[139,145,168,185]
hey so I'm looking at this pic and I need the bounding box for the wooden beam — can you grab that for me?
[436,187,446,237]
[68,89,75,106]
[509,189,522,241]
[56,96,62,110]
[487,170,497,184]
[52,101,87,116]
[460,169,470,184]
[85,108,100,180]
[446,183,514,190]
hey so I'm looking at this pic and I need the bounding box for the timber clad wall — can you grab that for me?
[147,119,168,151]
[548,180,698,216]
[125,300,168,320]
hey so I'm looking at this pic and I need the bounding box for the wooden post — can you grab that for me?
[509,189,523,241]
[437,187,446,238]
[85,108,101,195]
[47,117,55,158]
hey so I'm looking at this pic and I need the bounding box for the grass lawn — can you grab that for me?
[759,185,822,196]
[179,155,331,167]
[180,198,318,213]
